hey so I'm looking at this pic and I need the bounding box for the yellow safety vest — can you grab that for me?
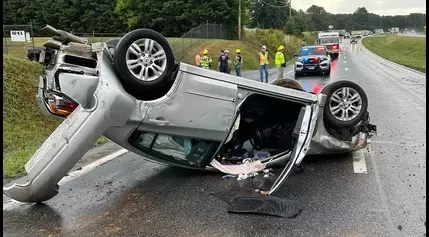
[259,52,269,65]
[201,55,212,69]
[275,51,285,68]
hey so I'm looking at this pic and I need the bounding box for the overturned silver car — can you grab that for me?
[4,25,376,203]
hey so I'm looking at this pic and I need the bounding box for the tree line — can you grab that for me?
[3,0,426,37]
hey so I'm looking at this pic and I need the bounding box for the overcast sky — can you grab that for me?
[292,0,426,15]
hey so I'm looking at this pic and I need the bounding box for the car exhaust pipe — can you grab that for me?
[42,24,86,45]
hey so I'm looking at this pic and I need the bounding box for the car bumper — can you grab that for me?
[295,63,330,72]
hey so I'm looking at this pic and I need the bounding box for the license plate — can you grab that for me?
[306,66,315,70]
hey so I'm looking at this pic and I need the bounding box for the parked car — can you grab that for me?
[3,25,377,203]
[294,46,331,77]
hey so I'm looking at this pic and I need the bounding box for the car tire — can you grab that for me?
[113,28,175,100]
[321,80,368,130]
[294,71,301,78]
[325,68,331,76]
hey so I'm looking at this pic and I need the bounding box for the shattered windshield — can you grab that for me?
[319,37,340,44]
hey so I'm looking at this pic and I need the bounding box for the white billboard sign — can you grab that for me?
[10,30,26,42]
[25,32,31,42]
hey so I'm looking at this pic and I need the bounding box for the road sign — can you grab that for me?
[10,30,26,42]
[328,25,333,29]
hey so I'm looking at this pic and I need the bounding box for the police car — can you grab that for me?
[294,45,331,77]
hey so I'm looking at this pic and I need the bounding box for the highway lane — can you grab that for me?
[3,40,426,237]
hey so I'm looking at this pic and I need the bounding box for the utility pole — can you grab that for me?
[289,0,292,18]
[238,0,241,40]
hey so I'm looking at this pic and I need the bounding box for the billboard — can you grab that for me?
[10,30,26,42]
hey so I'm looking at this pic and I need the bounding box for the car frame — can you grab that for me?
[3,26,377,203]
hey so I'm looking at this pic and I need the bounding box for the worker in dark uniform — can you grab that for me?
[218,50,229,73]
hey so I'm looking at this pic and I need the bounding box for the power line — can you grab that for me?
[259,0,288,8]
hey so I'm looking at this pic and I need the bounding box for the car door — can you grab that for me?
[137,67,238,142]
[127,65,238,168]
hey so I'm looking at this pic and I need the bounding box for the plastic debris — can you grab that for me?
[222,174,236,179]
[237,173,248,180]
[263,168,273,174]
[253,150,271,160]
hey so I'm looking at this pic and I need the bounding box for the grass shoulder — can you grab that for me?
[362,35,426,72]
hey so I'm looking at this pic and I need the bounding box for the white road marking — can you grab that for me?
[353,150,367,174]
[367,145,397,236]
[345,68,349,71]
[3,148,129,210]
[344,61,347,63]
[58,148,129,185]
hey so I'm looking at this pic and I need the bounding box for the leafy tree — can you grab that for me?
[249,0,290,29]
[285,15,309,36]
[305,5,330,31]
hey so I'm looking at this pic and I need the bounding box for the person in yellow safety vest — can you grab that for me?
[234,49,243,77]
[200,49,212,69]
[258,45,269,83]
[275,45,286,80]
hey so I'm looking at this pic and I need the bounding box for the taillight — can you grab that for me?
[46,92,79,117]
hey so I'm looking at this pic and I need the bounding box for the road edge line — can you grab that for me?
[361,40,426,77]
[58,148,129,185]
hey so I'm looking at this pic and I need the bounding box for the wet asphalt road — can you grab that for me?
[3,40,426,237]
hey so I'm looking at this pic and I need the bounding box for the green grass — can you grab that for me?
[3,56,62,177]
[362,35,426,72]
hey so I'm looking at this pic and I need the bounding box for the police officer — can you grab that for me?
[258,45,269,83]
[275,45,286,80]
[200,49,212,69]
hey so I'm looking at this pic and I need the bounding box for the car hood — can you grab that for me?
[296,55,330,62]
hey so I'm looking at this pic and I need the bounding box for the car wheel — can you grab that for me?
[325,68,331,76]
[321,80,368,130]
[113,28,175,100]
[294,71,301,78]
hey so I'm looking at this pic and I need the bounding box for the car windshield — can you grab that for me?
[298,47,327,56]
[319,37,340,44]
